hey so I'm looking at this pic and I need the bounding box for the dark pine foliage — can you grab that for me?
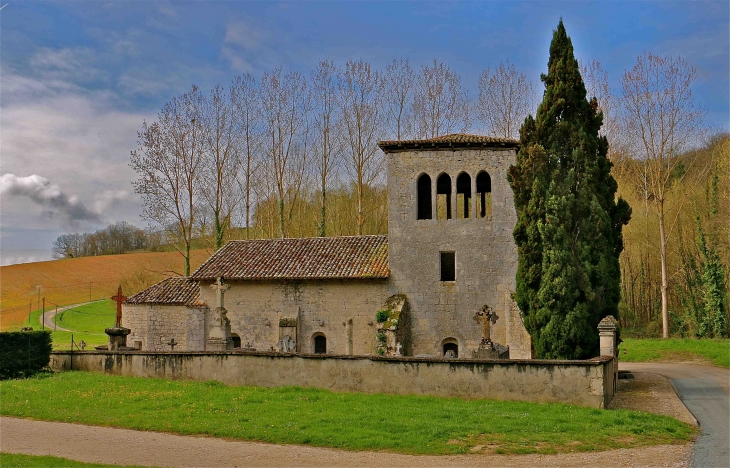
[507,21,632,359]
[0,330,53,380]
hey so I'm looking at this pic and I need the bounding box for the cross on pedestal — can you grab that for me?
[210,277,230,309]
[111,285,127,328]
[167,338,177,351]
[476,305,499,347]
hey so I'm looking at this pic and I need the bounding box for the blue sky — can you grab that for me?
[1,1,728,264]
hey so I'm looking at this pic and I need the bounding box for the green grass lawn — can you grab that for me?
[619,338,730,368]
[10,301,114,350]
[0,453,149,468]
[0,372,695,456]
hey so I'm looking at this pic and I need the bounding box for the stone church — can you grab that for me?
[124,133,533,359]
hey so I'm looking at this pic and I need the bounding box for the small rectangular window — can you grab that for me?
[440,251,455,281]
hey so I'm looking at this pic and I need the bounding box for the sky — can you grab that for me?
[1,0,728,266]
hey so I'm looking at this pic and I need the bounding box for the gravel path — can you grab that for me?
[620,362,730,468]
[0,417,691,468]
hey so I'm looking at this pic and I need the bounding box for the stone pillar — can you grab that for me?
[598,315,618,357]
[598,315,619,398]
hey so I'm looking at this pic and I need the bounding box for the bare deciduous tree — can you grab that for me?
[385,58,415,140]
[200,85,242,250]
[580,59,623,158]
[621,52,706,338]
[130,86,204,275]
[260,68,310,238]
[413,59,469,138]
[311,59,341,237]
[231,73,262,240]
[339,59,385,235]
[476,59,535,139]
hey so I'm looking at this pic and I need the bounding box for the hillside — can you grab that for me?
[0,249,211,331]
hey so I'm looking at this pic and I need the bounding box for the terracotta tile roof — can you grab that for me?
[191,235,389,281]
[125,277,200,305]
[379,133,519,152]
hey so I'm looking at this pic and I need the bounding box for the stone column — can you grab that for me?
[598,315,619,397]
[598,315,618,357]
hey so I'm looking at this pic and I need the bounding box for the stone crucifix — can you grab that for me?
[111,285,127,328]
[210,277,230,310]
[476,305,499,347]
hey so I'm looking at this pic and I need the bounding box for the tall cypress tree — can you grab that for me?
[507,20,631,359]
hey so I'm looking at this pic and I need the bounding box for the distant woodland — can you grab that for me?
[55,55,728,338]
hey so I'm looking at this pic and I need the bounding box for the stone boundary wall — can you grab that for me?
[49,351,616,408]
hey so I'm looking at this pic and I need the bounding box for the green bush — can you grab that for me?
[375,310,389,323]
[0,330,53,380]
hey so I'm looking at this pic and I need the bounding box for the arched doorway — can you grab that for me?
[441,338,458,358]
[313,334,327,354]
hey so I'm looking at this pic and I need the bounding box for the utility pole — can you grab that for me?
[28,300,31,324]
[55,305,58,330]
[89,282,92,301]
[42,297,45,330]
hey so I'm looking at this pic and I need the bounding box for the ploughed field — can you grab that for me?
[0,372,695,456]
[0,250,210,330]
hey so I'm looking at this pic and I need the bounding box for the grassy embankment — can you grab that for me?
[11,300,118,350]
[1,372,695,456]
[619,338,730,368]
[0,453,149,468]
[0,249,210,331]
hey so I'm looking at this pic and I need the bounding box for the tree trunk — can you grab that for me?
[357,178,364,236]
[319,189,326,237]
[184,242,191,277]
[279,199,286,239]
[658,204,669,338]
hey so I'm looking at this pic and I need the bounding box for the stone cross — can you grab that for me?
[167,338,177,351]
[111,285,127,328]
[210,277,230,310]
[476,305,499,345]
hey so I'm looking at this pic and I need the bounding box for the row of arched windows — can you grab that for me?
[417,171,492,220]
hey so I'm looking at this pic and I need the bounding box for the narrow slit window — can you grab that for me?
[476,171,492,218]
[456,172,472,219]
[440,251,455,281]
[417,174,432,220]
[436,173,452,220]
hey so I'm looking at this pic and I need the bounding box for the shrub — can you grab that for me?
[376,332,387,344]
[0,331,52,380]
[375,310,389,323]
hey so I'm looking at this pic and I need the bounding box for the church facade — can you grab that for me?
[123,134,532,359]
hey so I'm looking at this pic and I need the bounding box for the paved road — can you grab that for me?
[38,300,103,332]
[620,362,730,468]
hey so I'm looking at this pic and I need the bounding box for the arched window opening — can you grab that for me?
[476,171,492,218]
[230,333,241,349]
[442,338,459,358]
[436,173,452,220]
[314,334,327,354]
[417,174,432,220]
[456,172,472,219]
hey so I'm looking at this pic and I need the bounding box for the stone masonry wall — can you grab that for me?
[123,304,206,351]
[197,279,390,355]
[386,147,532,358]
[49,352,615,408]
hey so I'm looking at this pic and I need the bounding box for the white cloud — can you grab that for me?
[224,20,263,51]
[1,52,150,237]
